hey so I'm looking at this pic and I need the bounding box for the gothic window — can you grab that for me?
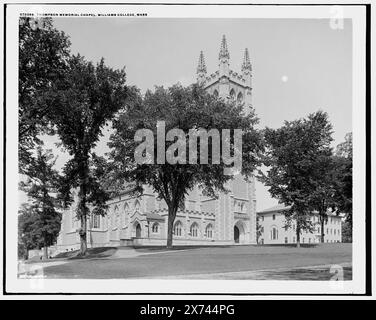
[134,199,141,211]
[229,88,236,101]
[237,92,243,104]
[205,224,213,238]
[152,222,159,233]
[173,221,183,237]
[71,211,76,230]
[123,203,129,227]
[213,89,219,98]
[91,214,100,229]
[112,206,119,229]
[190,222,199,237]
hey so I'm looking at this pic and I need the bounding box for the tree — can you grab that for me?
[19,147,62,259]
[333,133,353,222]
[19,17,71,173]
[108,84,263,248]
[259,111,333,247]
[51,55,131,255]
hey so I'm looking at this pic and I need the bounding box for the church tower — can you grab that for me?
[195,36,257,245]
[196,35,253,114]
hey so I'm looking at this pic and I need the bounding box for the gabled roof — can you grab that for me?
[146,212,165,221]
[257,204,290,214]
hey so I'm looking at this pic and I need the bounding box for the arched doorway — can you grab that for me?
[234,221,246,244]
[135,223,141,238]
[234,226,240,243]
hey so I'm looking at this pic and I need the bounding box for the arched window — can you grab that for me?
[173,221,183,237]
[229,89,236,101]
[71,210,76,230]
[205,224,213,238]
[213,89,219,98]
[91,214,100,229]
[123,203,129,227]
[271,226,278,240]
[190,222,199,237]
[113,206,119,229]
[134,199,141,211]
[152,222,159,233]
[237,92,243,104]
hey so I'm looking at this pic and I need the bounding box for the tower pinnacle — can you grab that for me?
[241,48,252,72]
[218,35,230,60]
[196,51,207,74]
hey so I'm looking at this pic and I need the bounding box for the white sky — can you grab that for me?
[23,17,352,211]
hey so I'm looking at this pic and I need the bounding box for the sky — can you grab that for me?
[28,17,352,211]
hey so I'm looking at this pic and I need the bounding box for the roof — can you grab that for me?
[146,212,165,221]
[257,204,344,217]
[257,204,290,214]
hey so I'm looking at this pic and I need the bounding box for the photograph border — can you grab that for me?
[2,2,372,296]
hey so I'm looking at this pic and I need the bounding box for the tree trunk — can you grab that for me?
[166,206,177,249]
[80,215,87,255]
[43,244,48,260]
[320,216,325,243]
[296,225,300,248]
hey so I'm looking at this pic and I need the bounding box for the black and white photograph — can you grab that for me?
[1,1,372,299]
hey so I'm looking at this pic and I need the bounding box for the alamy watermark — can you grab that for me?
[134,121,242,175]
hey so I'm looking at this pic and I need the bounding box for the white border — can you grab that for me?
[4,3,367,295]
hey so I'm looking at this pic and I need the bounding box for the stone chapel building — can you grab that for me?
[56,35,257,250]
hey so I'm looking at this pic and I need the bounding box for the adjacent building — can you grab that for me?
[257,204,343,245]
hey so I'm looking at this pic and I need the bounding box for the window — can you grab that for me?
[272,214,276,220]
[91,214,100,229]
[112,206,119,229]
[284,237,288,244]
[134,199,141,211]
[293,237,296,243]
[318,227,320,234]
[237,92,243,104]
[308,238,311,243]
[123,203,129,227]
[190,223,199,237]
[229,89,236,101]
[152,222,159,233]
[302,238,305,243]
[173,221,183,237]
[261,216,264,221]
[71,211,76,229]
[205,224,213,238]
[334,229,336,235]
[213,89,219,98]
[271,227,278,240]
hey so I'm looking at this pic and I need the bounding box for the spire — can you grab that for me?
[196,51,207,74]
[241,48,252,72]
[218,35,230,60]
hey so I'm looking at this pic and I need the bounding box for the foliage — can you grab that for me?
[259,111,333,246]
[18,147,62,258]
[19,17,71,173]
[50,54,131,255]
[108,84,263,247]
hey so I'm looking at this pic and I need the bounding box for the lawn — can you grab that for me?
[34,243,352,280]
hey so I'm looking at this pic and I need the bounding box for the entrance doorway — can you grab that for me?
[135,223,141,238]
[234,226,240,243]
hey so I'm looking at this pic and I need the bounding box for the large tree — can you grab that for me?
[259,111,333,247]
[19,17,71,173]
[333,133,353,221]
[108,84,263,248]
[19,147,62,259]
[50,55,131,255]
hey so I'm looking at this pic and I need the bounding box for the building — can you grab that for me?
[257,204,343,245]
[56,35,257,251]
